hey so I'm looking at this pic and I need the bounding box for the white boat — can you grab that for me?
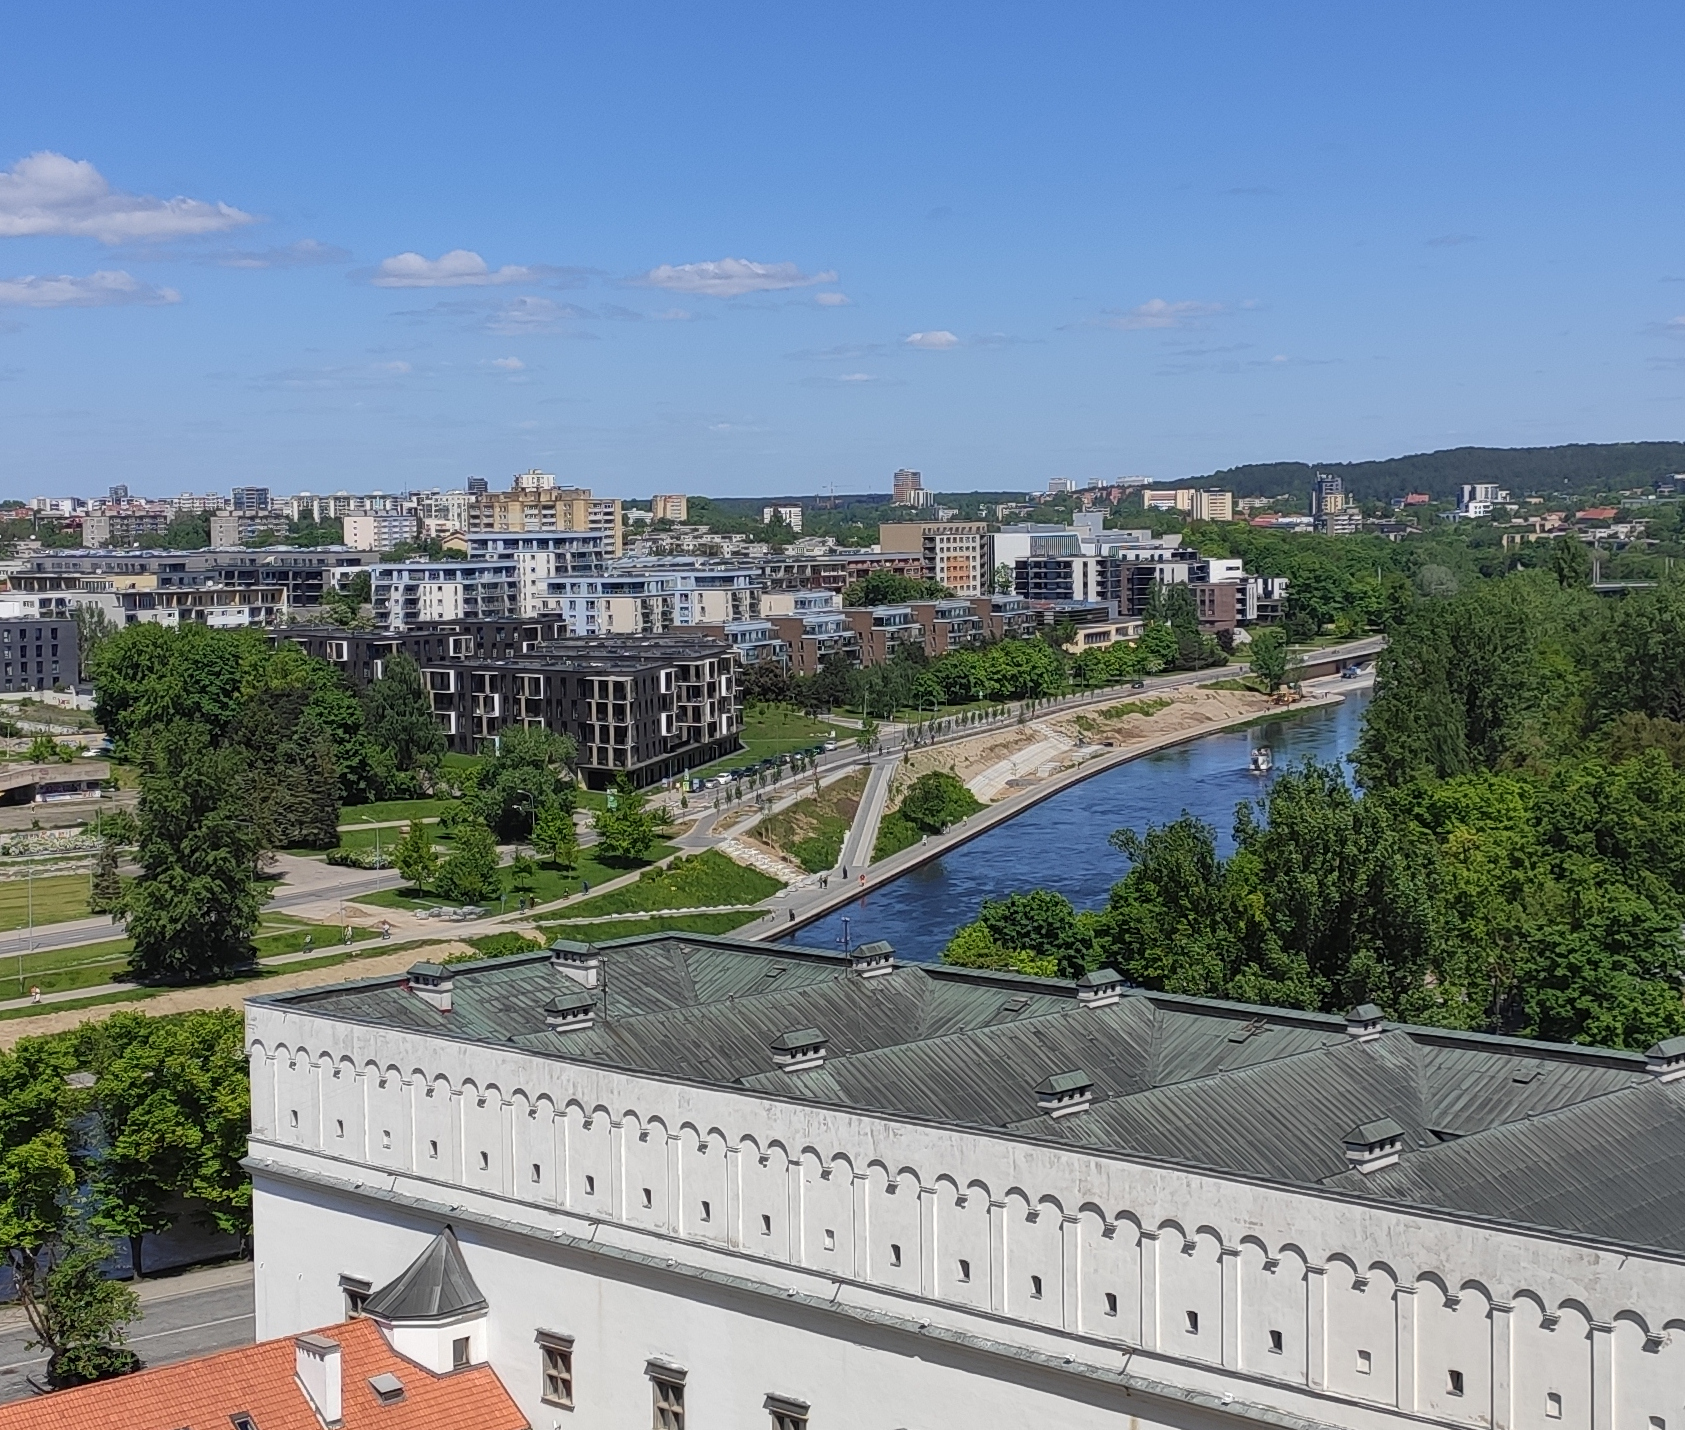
[1249,745,1274,774]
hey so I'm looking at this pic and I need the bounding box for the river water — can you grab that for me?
[790,688,1372,963]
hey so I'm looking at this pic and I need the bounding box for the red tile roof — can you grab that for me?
[0,1316,528,1430]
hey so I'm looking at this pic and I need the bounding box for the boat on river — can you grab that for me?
[1249,745,1274,774]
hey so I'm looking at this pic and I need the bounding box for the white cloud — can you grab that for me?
[0,269,180,308]
[0,151,254,243]
[838,371,877,381]
[484,296,594,333]
[373,360,412,374]
[904,330,960,349]
[639,257,837,298]
[487,356,524,370]
[815,291,851,306]
[372,249,540,288]
[1092,299,1224,331]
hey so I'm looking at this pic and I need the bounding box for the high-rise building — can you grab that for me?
[879,521,988,596]
[467,480,623,557]
[651,494,689,522]
[762,505,803,532]
[231,486,271,513]
[1310,474,1362,535]
[466,475,489,497]
[892,468,924,505]
[343,513,420,551]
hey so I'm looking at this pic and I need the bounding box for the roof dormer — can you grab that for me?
[1035,1069,1094,1118]
[770,1027,828,1072]
[849,940,895,979]
[407,962,453,1013]
[1343,1117,1406,1174]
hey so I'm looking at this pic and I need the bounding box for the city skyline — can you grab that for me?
[5,3,1685,496]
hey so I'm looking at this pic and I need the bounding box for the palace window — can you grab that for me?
[537,1332,574,1408]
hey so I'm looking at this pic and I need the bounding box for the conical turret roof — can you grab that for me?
[362,1227,487,1322]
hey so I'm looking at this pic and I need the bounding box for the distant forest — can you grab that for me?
[1198,441,1685,504]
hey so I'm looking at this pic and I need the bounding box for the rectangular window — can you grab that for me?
[1269,1329,1284,1354]
[452,1336,471,1371]
[538,1334,574,1408]
[1186,1310,1200,1335]
[1030,1275,1043,1299]
[429,1140,439,1159]
[1357,1349,1372,1375]
[1105,1292,1118,1316]
[1546,1394,1563,1419]
[381,1129,391,1149]
[761,1214,772,1236]
[1448,1369,1465,1397]
[700,1200,711,1222]
[289,1109,298,1128]
[765,1395,809,1430]
[531,1163,541,1183]
[957,1258,970,1283]
[642,1187,653,1208]
[479,1150,489,1171]
[652,1374,685,1430]
[889,1243,902,1267]
[335,1119,344,1139]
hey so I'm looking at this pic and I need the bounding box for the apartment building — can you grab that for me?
[1142,488,1234,521]
[370,559,519,631]
[342,512,420,551]
[544,561,762,637]
[421,635,739,785]
[0,616,78,691]
[877,521,988,596]
[466,473,623,557]
[1311,474,1363,535]
[463,531,610,617]
[80,509,173,545]
[762,505,803,531]
[762,555,850,592]
[208,511,292,547]
[279,620,571,685]
[892,467,933,507]
[650,494,688,522]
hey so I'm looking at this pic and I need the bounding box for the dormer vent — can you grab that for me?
[771,1027,828,1071]
[544,989,596,1032]
[550,939,602,989]
[849,940,895,979]
[407,963,453,1013]
[1345,1003,1385,1042]
[1035,1069,1094,1118]
[1646,1036,1685,1081]
[369,1372,405,1404]
[1075,968,1126,1008]
[1343,1117,1406,1174]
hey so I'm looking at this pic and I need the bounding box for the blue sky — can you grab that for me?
[3,2,1684,499]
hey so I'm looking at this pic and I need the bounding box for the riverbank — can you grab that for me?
[762,684,1351,940]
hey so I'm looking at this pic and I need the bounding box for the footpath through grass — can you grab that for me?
[560,849,781,921]
[753,768,868,873]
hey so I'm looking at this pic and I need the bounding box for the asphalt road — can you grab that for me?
[0,1264,254,1403]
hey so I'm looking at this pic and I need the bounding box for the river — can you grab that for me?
[789,688,1372,963]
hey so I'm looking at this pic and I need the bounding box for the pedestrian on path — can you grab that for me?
[30,986,39,1004]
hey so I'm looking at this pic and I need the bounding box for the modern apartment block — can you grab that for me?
[0,616,78,691]
[878,521,989,597]
[1311,474,1363,535]
[370,559,520,631]
[544,560,762,637]
[463,532,610,617]
[80,510,174,546]
[650,494,689,522]
[466,472,624,557]
[764,590,861,674]
[892,467,933,507]
[762,505,803,531]
[421,634,739,784]
[279,620,571,685]
[1143,488,1235,521]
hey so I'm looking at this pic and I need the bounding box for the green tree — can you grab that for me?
[840,571,950,607]
[123,722,263,982]
[940,920,1058,977]
[434,815,501,904]
[974,889,1094,977]
[361,652,445,787]
[592,774,667,862]
[1551,533,1592,589]
[1246,627,1290,692]
[26,734,70,763]
[533,799,579,872]
[991,562,1016,595]
[855,715,879,751]
[897,770,983,834]
[472,725,577,840]
[20,1225,141,1388]
[393,818,439,892]
[89,839,122,914]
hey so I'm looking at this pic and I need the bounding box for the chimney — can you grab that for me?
[1345,1003,1385,1042]
[848,940,895,979]
[1035,1069,1094,1118]
[295,1333,342,1426]
[550,938,602,989]
[1075,968,1125,1008]
[1646,1036,1685,1081]
[406,963,453,1013]
[544,989,596,1032]
[770,1027,828,1072]
[1342,1117,1406,1174]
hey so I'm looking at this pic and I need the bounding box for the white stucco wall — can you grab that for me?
[247,1002,1685,1430]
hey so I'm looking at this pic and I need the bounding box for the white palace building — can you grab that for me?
[245,932,1685,1430]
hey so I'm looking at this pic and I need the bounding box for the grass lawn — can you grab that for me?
[351,843,680,912]
[0,872,95,931]
[753,768,868,873]
[339,798,457,826]
[559,849,781,920]
[539,910,763,942]
[690,703,843,777]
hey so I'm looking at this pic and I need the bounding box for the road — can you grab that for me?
[0,1262,254,1403]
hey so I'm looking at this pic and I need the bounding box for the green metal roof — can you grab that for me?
[261,932,1683,1255]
